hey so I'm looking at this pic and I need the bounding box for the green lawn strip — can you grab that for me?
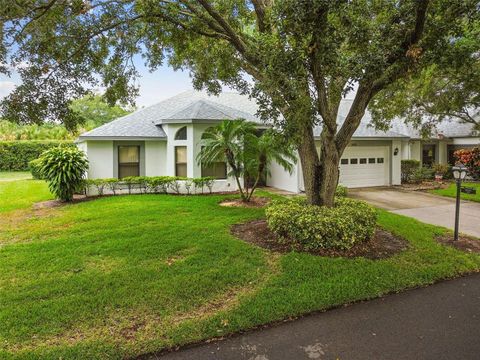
[0,172,32,181]
[0,193,479,359]
[430,182,480,203]
[0,179,52,213]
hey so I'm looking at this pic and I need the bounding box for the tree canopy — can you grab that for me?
[1,1,478,205]
[370,20,480,136]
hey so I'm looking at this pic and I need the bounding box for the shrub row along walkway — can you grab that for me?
[152,273,480,360]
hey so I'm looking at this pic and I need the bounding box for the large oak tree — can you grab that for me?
[1,0,478,206]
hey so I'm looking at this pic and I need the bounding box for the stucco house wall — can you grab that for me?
[77,91,479,193]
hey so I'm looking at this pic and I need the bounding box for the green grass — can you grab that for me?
[0,185,479,359]
[0,171,32,181]
[431,182,480,202]
[0,177,52,213]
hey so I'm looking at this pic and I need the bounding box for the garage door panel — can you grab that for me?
[339,146,389,188]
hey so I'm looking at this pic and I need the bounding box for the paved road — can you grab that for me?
[146,274,480,360]
[350,188,480,238]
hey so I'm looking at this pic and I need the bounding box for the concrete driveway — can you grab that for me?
[349,187,480,238]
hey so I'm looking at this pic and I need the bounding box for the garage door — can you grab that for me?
[339,146,390,188]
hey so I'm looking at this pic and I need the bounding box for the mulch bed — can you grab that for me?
[231,219,409,259]
[33,194,99,210]
[220,197,270,208]
[436,234,480,253]
[399,181,450,191]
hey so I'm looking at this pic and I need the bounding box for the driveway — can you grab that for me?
[144,274,480,360]
[349,187,480,238]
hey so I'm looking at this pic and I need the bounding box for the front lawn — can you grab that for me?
[0,174,52,213]
[0,171,32,181]
[431,182,480,203]
[0,182,479,359]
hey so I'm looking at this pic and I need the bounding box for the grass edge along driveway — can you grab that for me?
[431,182,480,203]
[0,187,479,359]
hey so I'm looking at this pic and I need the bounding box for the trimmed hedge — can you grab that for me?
[0,141,74,171]
[401,159,420,183]
[81,176,216,196]
[265,197,377,250]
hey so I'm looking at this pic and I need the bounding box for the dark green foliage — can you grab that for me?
[198,120,295,201]
[401,160,421,183]
[335,185,348,197]
[3,1,476,206]
[83,176,220,196]
[411,167,435,183]
[38,147,89,201]
[0,141,74,171]
[266,197,377,250]
[28,158,44,180]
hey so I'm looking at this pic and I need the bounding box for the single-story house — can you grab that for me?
[77,91,480,193]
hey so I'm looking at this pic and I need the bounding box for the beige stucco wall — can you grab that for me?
[145,141,167,176]
[85,141,114,179]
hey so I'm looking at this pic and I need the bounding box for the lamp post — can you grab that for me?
[452,164,468,241]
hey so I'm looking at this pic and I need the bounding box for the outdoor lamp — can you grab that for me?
[452,164,468,180]
[394,147,399,156]
[452,164,468,241]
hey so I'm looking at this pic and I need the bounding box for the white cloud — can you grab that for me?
[0,81,16,99]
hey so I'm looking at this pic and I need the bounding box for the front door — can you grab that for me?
[422,144,436,167]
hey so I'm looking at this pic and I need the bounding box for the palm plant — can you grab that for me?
[197,120,296,202]
[244,129,296,201]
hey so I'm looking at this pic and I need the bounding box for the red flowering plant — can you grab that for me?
[454,147,480,180]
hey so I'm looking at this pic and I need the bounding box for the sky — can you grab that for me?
[0,57,207,109]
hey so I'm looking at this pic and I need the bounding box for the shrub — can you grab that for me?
[169,177,184,194]
[401,159,420,183]
[193,177,206,193]
[203,177,215,194]
[38,146,89,201]
[432,163,449,176]
[184,178,194,194]
[454,147,480,179]
[104,178,119,195]
[28,158,44,179]
[265,197,377,250]
[411,166,435,183]
[0,141,74,171]
[90,179,106,196]
[335,185,348,197]
[121,176,138,194]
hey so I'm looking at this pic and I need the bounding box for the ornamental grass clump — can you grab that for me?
[265,197,377,250]
[38,146,89,201]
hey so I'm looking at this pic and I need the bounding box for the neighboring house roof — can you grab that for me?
[79,90,476,141]
[388,115,479,140]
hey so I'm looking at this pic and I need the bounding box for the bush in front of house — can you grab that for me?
[401,159,420,183]
[265,197,377,251]
[335,184,348,197]
[82,176,220,196]
[38,146,89,201]
[411,166,435,183]
[0,140,74,171]
[28,158,44,180]
[455,147,480,180]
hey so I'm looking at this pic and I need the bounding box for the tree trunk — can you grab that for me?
[318,131,340,207]
[297,124,322,205]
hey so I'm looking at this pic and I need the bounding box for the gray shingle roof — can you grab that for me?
[161,99,257,123]
[79,90,476,141]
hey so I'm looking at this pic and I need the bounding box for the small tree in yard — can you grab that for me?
[244,130,296,201]
[198,120,295,202]
[39,147,89,202]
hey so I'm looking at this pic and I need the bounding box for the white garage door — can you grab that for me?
[339,146,390,188]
